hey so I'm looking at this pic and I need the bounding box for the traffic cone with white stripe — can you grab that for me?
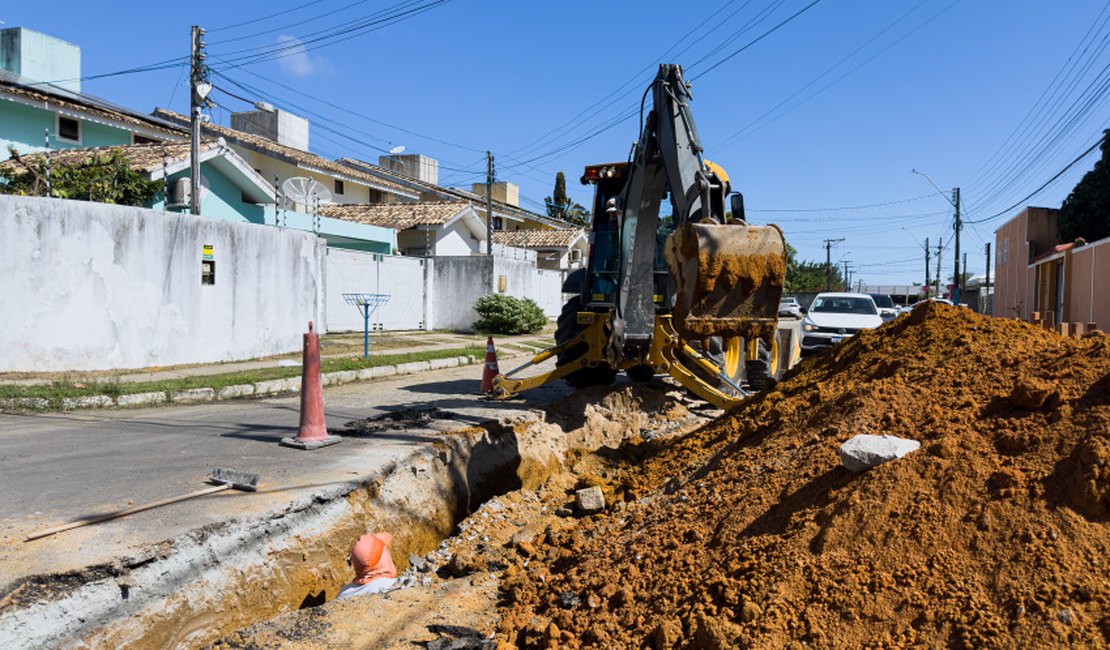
[479,336,499,394]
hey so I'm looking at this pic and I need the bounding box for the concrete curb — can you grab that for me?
[0,353,495,413]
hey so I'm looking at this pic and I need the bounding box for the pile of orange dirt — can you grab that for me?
[497,303,1110,648]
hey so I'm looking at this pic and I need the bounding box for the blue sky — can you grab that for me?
[4,1,1109,286]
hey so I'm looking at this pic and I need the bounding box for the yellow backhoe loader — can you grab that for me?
[491,64,794,409]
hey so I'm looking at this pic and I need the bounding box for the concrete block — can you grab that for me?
[171,388,216,404]
[396,361,432,375]
[254,377,301,395]
[429,357,460,370]
[839,434,920,472]
[61,395,115,410]
[116,391,168,407]
[323,370,358,386]
[458,355,473,365]
[575,486,606,514]
[357,365,397,380]
[1,397,51,410]
[217,384,255,400]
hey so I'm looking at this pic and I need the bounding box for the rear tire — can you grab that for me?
[746,330,782,392]
[555,298,617,389]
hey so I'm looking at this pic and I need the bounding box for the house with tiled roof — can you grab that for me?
[0,28,183,156]
[319,201,485,257]
[492,228,587,270]
[0,140,278,222]
[151,108,418,209]
[336,156,572,232]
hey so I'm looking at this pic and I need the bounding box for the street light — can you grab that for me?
[910,169,962,304]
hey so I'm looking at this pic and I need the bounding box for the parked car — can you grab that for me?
[868,292,899,322]
[779,296,802,318]
[899,297,953,314]
[800,292,884,354]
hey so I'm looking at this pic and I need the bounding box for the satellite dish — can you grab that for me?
[282,176,332,207]
[389,145,406,155]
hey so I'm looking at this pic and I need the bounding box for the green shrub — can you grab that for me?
[473,294,547,335]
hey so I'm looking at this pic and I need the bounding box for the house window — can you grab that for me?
[570,249,583,263]
[492,217,504,230]
[1002,237,1009,264]
[334,179,345,195]
[56,115,81,143]
[132,134,159,145]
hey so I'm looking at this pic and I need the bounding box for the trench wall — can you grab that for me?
[0,195,326,371]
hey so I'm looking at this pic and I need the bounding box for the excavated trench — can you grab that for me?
[0,385,696,649]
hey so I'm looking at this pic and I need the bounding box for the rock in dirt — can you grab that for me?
[838,433,921,472]
[575,486,606,514]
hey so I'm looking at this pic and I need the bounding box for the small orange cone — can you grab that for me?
[281,321,341,450]
[480,336,499,394]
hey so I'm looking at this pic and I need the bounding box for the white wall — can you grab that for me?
[1,195,326,372]
[326,249,427,331]
[435,222,479,256]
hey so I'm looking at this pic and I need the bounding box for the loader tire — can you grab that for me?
[555,298,617,389]
[746,330,782,392]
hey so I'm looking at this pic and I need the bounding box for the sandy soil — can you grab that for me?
[217,303,1109,649]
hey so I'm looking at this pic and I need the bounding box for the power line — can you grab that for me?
[749,193,935,213]
[965,133,1105,225]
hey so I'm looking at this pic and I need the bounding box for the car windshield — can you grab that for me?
[869,294,894,308]
[811,296,877,315]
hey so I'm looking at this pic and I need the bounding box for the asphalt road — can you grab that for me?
[0,361,570,585]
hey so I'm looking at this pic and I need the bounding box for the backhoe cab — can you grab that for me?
[491,64,789,408]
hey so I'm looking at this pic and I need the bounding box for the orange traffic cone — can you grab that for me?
[479,336,499,394]
[281,321,342,450]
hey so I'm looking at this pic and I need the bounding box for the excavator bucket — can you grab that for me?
[665,222,787,342]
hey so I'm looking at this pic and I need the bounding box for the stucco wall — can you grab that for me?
[0,99,132,155]
[428,256,493,331]
[435,222,479,256]
[1,195,326,371]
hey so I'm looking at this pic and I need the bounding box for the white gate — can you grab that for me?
[326,249,426,331]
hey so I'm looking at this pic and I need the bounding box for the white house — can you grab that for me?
[319,201,488,256]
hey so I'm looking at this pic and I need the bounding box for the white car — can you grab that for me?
[779,296,802,318]
[800,292,884,353]
[868,293,899,322]
[899,297,953,314]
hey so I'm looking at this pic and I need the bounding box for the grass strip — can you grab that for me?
[0,346,479,406]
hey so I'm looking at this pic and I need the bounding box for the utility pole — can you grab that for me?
[961,252,968,304]
[823,238,844,291]
[936,239,945,300]
[924,237,931,297]
[842,260,852,291]
[189,26,209,216]
[984,242,991,289]
[952,187,962,306]
[485,150,494,256]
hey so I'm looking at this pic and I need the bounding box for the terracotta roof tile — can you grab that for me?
[152,109,413,197]
[0,141,218,175]
[492,229,585,249]
[318,201,469,230]
[0,75,184,139]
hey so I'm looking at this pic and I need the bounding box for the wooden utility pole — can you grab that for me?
[189,26,206,215]
[485,151,494,256]
[952,187,962,305]
[824,238,844,291]
[924,237,931,297]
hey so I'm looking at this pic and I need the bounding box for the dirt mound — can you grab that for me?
[498,303,1110,648]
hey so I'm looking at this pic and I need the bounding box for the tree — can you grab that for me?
[0,147,162,207]
[544,171,591,227]
[784,244,844,293]
[1058,135,1110,243]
